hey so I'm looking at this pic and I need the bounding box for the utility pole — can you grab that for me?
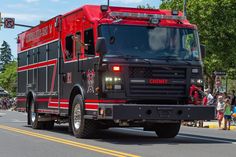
[0,12,3,30]
[183,0,187,17]
[107,0,110,6]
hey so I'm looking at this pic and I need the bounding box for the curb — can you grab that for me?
[205,124,236,130]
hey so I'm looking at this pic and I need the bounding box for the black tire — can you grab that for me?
[71,95,96,138]
[28,99,42,129]
[155,122,181,138]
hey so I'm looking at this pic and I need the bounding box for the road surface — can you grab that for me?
[0,110,235,157]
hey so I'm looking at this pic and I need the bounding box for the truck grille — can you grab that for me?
[128,67,187,97]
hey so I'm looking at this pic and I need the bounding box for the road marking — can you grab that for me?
[0,125,140,157]
[116,128,236,144]
[11,119,27,123]
[0,113,6,116]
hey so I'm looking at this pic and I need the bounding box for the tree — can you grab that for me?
[0,61,17,97]
[160,0,236,90]
[0,41,13,65]
[137,4,156,9]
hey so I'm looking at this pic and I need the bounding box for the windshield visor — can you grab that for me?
[98,25,201,60]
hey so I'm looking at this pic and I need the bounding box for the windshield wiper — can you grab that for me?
[158,55,179,60]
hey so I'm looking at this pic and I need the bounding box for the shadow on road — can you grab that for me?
[23,125,236,145]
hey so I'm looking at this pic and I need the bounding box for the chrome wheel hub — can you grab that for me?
[31,103,35,123]
[74,103,81,130]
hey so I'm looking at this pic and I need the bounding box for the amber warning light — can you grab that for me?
[112,65,121,72]
[149,79,168,85]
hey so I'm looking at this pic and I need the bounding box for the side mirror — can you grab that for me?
[96,37,107,56]
[200,44,206,59]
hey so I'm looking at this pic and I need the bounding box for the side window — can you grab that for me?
[84,29,95,56]
[65,35,74,60]
[75,32,81,58]
[183,33,194,51]
[182,32,199,59]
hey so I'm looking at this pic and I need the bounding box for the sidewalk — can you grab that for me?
[203,120,236,130]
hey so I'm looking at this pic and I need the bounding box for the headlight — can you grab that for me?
[105,77,113,82]
[114,77,121,82]
[105,76,122,90]
[197,79,203,84]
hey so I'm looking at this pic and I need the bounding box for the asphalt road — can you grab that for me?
[0,110,236,157]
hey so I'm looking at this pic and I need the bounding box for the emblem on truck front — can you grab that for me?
[149,79,168,85]
[87,69,95,93]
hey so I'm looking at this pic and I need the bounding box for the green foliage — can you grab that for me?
[137,4,156,9]
[0,41,13,66]
[160,0,236,89]
[0,61,17,97]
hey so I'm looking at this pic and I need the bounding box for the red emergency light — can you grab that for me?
[112,65,121,72]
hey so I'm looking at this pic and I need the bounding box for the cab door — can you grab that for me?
[80,28,100,100]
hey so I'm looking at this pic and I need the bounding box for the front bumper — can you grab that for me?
[96,104,215,121]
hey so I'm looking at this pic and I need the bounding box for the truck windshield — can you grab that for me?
[98,25,201,60]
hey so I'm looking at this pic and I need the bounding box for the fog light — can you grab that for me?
[106,84,113,90]
[114,85,121,90]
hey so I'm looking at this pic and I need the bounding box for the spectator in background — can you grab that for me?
[204,89,214,105]
[222,92,228,100]
[216,96,224,129]
[223,98,232,130]
[230,90,235,107]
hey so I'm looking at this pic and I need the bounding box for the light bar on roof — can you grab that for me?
[110,12,186,20]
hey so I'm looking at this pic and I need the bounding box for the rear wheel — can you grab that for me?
[71,95,96,138]
[28,99,42,129]
[154,122,181,138]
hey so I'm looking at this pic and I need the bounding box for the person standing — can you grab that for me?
[223,98,231,130]
[204,89,214,106]
[216,96,224,128]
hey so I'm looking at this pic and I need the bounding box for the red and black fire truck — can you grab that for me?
[17,5,215,138]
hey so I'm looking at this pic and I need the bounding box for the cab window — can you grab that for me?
[84,29,95,56]
[65,35,73,60]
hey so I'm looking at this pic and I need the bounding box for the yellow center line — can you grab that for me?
[0,125,140,157]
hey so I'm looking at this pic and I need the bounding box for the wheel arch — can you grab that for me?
[69,84,85,115]
[26,90,37,111]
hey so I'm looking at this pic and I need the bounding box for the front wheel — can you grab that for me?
[154,122,181,138]
[70,95,96,138]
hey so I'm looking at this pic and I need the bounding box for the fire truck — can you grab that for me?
[17,5,215,138]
